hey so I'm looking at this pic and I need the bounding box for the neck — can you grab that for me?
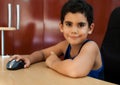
[70,44,81,58]
[70,39,87,57]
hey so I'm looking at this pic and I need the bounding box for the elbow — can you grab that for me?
[68,71,86,78]
[66,68,87,78]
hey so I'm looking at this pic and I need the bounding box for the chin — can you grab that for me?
[69,42,81,45]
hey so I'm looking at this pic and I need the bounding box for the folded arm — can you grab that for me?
[45,41,99,78]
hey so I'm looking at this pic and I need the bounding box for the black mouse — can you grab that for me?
[6,59,25,70]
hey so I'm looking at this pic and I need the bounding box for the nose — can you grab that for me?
[71,27,78,34]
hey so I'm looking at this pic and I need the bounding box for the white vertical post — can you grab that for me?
[1,30,4,71]
[8,3,12,28]
[16,4,20,30]
[1,30,4,56]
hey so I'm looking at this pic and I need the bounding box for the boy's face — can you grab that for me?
[59,12,94,45]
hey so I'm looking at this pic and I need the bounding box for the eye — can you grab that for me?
[65,22,72,27]
[78,22,86,27]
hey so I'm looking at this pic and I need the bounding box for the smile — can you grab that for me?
[69,36,79,39]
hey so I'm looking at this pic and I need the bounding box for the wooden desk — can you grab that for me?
[0,57,116,85]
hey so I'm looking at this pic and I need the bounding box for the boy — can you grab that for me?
[9,0,104,80]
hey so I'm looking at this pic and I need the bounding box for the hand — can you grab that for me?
[45,52,60,68]
[9,55,31,68]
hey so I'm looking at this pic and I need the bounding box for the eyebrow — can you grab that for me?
[64,21,72,23]
[64,21,86,24]
[78,22,86,24]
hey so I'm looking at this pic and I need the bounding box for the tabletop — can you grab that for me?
[0,56,116,85]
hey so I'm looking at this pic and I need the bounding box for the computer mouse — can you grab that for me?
[6,59,25,70]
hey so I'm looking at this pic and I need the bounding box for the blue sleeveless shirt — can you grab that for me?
[64,40,104,80]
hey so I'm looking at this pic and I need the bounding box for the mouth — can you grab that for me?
[69,36,79,39]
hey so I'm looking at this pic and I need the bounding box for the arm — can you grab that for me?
[9,40,66,68]
[9,51,45,68]
[46,41,101,78]
[28,45,63,64]
[27,50,45,64]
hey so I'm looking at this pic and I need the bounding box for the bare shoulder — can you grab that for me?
[72,40,101,76]
[77,40,100,59]
[83,40,99,51]
[82,40,102,70]
[42,40,69,58]
[57,40,68,47]
[56,40,69,52]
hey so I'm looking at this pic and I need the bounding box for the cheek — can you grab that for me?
[63,28,69,33]
[78,30,88,37]
[81,28,89,33]
[78,29,84,34]
[63,29,70,37]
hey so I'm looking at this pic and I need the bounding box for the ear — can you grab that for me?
[59,22,64,32]
[88,23,95,34]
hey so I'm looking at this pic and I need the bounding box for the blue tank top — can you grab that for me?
[64,40,104,80]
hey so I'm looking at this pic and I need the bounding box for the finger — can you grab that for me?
[16,56,23,61]
[24,64,29,68]
[9,55,19,61]
[21,58,30,68]
[9,55,23,62]
[24,62,30,68]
